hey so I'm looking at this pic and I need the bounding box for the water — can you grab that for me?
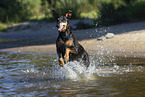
[0,51,145,96]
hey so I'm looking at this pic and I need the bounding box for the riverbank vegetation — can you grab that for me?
[0,0,145,30]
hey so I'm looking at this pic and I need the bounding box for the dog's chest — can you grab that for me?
[65,40,73,46]
[57,38,73,47]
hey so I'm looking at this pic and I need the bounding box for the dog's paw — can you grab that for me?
[59,63,64,67]
[59,58,64,67]
[64,57,69,64]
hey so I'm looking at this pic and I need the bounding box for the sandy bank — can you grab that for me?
[1,21,145,65]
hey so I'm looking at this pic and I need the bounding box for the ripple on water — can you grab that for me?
[0,50,145,96]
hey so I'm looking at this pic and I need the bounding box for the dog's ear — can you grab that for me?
[66,10,72,19]
[52,10,59,20]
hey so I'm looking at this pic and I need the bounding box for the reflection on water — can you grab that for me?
[0,51,145,96]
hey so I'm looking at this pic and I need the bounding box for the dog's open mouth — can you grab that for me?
[58,26,64,32]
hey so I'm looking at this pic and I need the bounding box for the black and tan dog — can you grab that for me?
[52,10,90,67]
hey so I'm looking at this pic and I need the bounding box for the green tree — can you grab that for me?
[41,0,50,18]
[20,0,42,20]
[0,0,22,22]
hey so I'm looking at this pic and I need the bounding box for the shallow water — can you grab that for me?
[0,51,145,96]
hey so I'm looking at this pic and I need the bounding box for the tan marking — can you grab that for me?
[65,40,72,46]
[64,48,77,63]
[62,22,68,32]
[59,58,64,67]
[70,49,77,54]
[66,11,72,19]
[64,48,71,63]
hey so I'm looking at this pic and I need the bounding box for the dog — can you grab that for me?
[52,10,90,68]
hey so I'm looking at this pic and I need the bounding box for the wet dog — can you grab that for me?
[52,10,90,67]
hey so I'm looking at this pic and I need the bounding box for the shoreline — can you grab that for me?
[2,29,145,56]
[1,21,145,65]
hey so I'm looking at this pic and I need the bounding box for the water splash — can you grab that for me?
[52,55,144,80]
[52,61,96,81]
[2,51,143,82]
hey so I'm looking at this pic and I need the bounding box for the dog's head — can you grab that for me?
[52,10,72,32]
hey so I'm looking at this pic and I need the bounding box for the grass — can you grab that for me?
[0,22,15,32]
[80,10,98,19]
[0,23,6,31]
[0,39,10,43]
[0,21,32,32]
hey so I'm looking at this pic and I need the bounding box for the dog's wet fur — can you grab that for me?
[52,10,90,68]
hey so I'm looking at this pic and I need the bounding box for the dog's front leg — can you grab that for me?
[57,40,65,67]
[57,51,65,67]
[59,57,64,67]
[64,48,70,64]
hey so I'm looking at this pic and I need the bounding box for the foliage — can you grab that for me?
[96,0,145,26]
[54,0,86,18]
[96,0,128,25]
[20,0,42,20]
[128,0,145,20]
[80,11,98,19]
[0,22,6,31]
[0,0,50,22]
[0,0,22,22]
[0,0,145,26]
